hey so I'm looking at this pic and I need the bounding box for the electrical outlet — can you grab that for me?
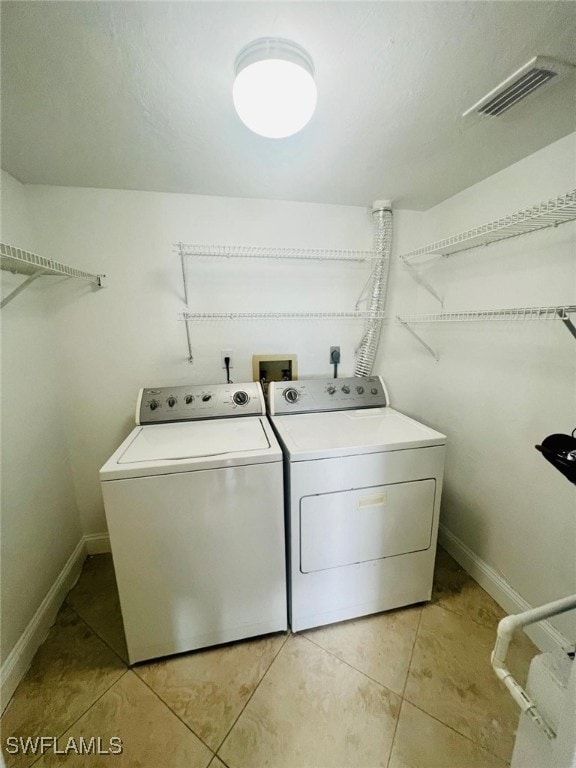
[221,350,233,369]
[330,346,341,364]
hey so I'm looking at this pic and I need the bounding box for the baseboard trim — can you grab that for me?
[84,533,111,555]
[0,538,87,712]
[439,524,571,653]
[1,532,114,711]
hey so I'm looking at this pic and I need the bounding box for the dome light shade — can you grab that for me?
[233,38,317,138]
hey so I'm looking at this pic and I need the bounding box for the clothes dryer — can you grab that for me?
[100,382,287,663]
[267,376,446,632]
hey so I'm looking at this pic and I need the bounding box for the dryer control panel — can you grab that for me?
[137,381,265,424]
[268,376,389,415]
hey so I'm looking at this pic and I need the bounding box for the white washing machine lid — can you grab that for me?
[270,407,446,461]
[100,416,281,480]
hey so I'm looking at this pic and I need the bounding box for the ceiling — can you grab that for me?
[2,1,575,210]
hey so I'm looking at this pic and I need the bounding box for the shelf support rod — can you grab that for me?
[0,268,47,309]
[557,308,576,340]
[401,259,443,305]
[184,319,194,363]
[179,245,190,306]
[397,317,439,361]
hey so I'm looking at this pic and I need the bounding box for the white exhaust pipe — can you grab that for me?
[354,200,393,377]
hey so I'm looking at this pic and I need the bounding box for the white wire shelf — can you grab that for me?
[1,243,104,283]
[397,305,576,324]
[399,189,576,264]
[396,304,576,361]
[1,243,105,308]
[182,311,387,321]
[178,243,378,262]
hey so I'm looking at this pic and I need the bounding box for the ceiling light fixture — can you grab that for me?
[233,38,317,139]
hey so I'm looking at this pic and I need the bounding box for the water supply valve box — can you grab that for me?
[252,354,298,393]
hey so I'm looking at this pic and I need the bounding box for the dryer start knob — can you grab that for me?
[283,387,300,404]
[233,390,249,406]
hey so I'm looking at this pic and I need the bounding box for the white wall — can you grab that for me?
[4,132,574,655]
[0,171,81,665]
[378,134,576,642]
[23,186,374,534]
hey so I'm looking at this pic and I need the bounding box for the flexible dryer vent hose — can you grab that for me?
[354,201,393,377]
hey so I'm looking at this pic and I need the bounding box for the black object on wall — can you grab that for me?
[535,431,576,485]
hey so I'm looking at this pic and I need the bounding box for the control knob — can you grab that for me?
[149,399,159,411]
[341,385,351,394]
[202,394,212,402]
[233,390,249,406]
[167,397,177,408]
[326,385,336,395]
[185,395,194,404]
[371,387,378,395]
[283,387,300,404]
[356,386,365,395]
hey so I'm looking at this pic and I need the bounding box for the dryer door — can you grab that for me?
[300,478,436,573]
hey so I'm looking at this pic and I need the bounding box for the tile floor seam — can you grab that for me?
[406,600,518,762]
[66,602,129,668]
[431,596,504,633]
[25,668,130,768]
[11,552,523,768]
[402,699,513,765]
[213,630,291,758]
[384,605,424,768]
[299,631,406,702]
[130,667,217,760]
[297,632,405,768]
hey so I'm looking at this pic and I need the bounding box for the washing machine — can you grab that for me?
[100,381,287,664]
[267,375,446,632]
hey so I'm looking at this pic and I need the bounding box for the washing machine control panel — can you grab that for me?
[268,376,389,415]
[137,382,265,424]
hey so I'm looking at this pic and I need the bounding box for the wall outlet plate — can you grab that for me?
[221,350,233,369]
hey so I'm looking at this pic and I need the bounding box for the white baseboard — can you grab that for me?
[439,524,571,654]
[0,538,87,713]
[84,532,111,555]
[1,532,111,712]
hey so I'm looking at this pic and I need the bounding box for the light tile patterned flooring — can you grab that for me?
[2,548,537,768]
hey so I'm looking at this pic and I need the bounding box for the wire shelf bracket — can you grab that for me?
[402,260,444,305]
[396,304,576,359]
[397,317,439,361]
[1,243,105,309]
[557,306,576,340]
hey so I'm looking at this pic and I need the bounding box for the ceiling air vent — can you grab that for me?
[463,56,575,120]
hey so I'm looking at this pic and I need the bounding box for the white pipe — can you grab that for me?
[492,594,576,667]
[491,594,576,741]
